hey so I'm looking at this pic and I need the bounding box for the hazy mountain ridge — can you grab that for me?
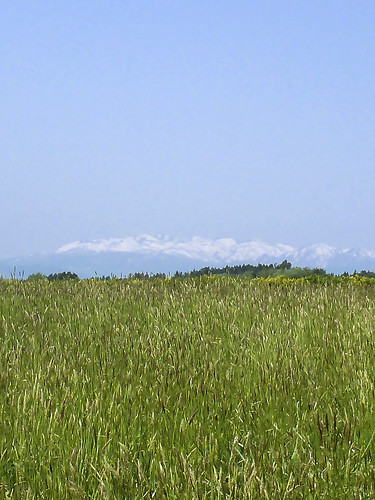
[1,235,375,278]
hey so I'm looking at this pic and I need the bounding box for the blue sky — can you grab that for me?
[1,1,375,259]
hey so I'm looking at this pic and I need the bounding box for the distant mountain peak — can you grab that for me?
[55,235,375,272]
[56,235,296,262]
[2,235,375,279]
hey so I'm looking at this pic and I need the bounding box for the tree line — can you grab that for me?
[19,260,375,282]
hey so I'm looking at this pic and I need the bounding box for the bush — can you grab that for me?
[47,271,79,281]
[27,273,47,282]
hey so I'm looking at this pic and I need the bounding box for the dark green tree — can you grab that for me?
[47,271,79,281]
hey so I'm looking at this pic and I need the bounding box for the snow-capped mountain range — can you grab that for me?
[2,235,375,278]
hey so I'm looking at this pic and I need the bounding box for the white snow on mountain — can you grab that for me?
[57,235,296,263]
[56,235,375,271]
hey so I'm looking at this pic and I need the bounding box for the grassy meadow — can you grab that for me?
[1,276,375,498]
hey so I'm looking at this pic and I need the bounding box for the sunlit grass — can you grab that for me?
[0,276,375,497]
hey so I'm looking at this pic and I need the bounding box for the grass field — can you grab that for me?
[1,276,375,498]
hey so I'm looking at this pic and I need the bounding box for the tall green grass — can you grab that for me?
[0,276,375,498]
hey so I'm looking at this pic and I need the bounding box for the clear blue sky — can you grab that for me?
[1,1,374,258]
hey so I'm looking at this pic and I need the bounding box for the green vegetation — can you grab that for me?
[26,272,48,282]
[1,276,375,497]
[26,272,79,283]
[95,261,375,281]
[181,260,328,279]
[47,271,80,281]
